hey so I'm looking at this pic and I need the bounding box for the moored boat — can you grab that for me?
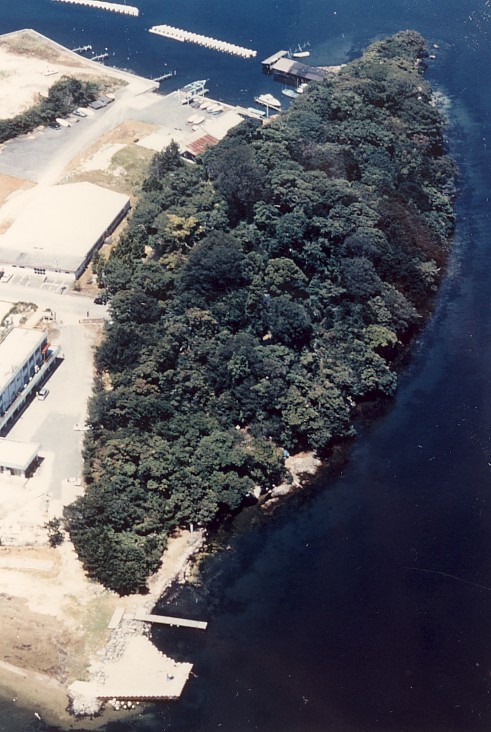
[282,88,299,99]
[254,93,281,109]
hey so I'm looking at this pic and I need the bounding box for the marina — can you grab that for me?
[149,24,257,59]
[53,0,139,16]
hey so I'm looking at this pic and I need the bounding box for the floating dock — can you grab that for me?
[53,0,139,16]
[149,25,256,59]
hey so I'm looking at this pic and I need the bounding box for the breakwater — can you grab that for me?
[53,0,139,16]
[149,25,256,58]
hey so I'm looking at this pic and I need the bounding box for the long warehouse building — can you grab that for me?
[0,182,130,280]
[0,327,49,418]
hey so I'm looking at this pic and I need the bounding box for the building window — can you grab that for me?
[34,268,46,275]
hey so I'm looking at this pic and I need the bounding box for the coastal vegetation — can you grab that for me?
[0,76,98,142]
[65,30,457,594]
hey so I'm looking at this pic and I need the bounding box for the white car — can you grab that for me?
[37,388,49,400]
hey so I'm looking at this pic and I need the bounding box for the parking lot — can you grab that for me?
[6,322,96,502]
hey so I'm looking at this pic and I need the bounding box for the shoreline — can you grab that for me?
[0,530,204,729]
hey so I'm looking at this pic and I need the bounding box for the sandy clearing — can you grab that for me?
[0,174,34,207]
[79,143,126,171]
[0,30,129,121]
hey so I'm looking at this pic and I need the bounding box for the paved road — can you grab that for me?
[7,323,96,499]
[0,279,108,323]
[0,75,157,187]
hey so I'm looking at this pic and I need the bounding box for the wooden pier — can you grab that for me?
[135,608,208,630]
[53,0,139,16]
[149,25,256,59]
[152,71,176,82]
[71,44,92,53]
[91,52,109,62]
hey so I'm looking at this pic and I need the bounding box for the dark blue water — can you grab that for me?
[2,1,491,730]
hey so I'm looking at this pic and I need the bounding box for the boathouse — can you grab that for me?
[262,51,334,85]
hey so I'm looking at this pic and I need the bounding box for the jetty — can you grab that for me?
[135,608,208,630]
[149,24,257,59]
[152,70,176,82]
[71,44,92,53]
[53,0,139,17]
[91,52,109,62]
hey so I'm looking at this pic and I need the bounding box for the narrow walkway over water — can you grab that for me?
[135,609,208,630]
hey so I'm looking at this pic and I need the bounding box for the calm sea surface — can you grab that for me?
[2,1,491,730]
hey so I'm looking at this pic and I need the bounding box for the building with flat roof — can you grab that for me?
[262,51,336,85]
[0,438,40,478]
[0,182,130,280]
[0,327,48,419]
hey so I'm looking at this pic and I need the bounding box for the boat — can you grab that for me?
[292,43,310,59]
[282,88,299,99]
[246,107,266,119]
[254,93,281,109]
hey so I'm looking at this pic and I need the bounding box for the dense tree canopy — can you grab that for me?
[65,31,457,594]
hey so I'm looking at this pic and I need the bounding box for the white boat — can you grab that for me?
[246,107,266,118]
[282,88,299,99]
[254,93,281,109]
[292,43,310,59]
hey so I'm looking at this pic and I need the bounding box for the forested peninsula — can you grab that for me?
[65,31,457,594]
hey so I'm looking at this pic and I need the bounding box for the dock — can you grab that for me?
[262,50,335,85]
[149,25,256,59]
[71,44,92,53]
[152,71,176,82]
[91,52,109,62]
[135,608,208,630]
[53,0,139,16]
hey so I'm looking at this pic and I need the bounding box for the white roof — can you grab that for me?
[0,438,40,471]
[0,328,46,393]
[0,300,13,322]
[203,111,244,140]
[0,183,130,273]
[136,131,185,152]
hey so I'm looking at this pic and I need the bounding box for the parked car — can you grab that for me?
[49,121,61,130]
[94,295,108,305]
[37,387,49,400]
[73,109,87,118]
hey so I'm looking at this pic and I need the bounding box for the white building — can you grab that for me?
[0,328,48,419]
[0,438,40,478]
[0,182,130,280]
